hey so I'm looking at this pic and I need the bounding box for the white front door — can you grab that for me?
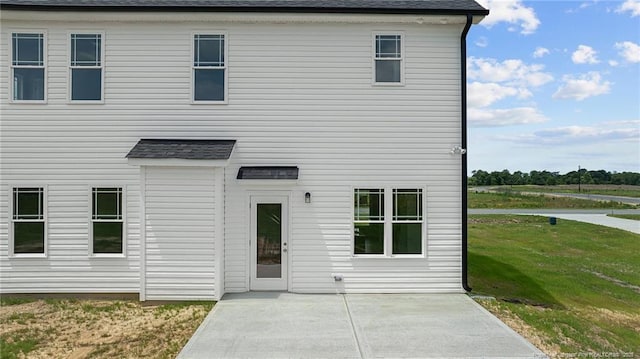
[250,196,288,291]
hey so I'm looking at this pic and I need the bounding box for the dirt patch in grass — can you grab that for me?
[0,298,213,359]
[477,299,561,357]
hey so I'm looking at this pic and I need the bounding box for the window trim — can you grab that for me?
[371,32,405,86]
[68,31,105,104]
[9,186,48,258]
[351,186,426,258]
[88,186,127,258]
[191,31,228,105]
[10,30,47,104]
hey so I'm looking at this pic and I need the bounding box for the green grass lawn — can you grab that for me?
[469,215,640,356]
[468,191,636,209]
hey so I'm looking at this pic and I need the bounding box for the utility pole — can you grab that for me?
[578,165,581,193]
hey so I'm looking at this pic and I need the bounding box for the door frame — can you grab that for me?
[248,193,290,291]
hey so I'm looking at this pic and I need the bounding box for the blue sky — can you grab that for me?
[466,0,639,174]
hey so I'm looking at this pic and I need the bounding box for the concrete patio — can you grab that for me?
[178,292,546,358]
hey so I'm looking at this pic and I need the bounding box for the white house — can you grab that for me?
[0,0,488,301]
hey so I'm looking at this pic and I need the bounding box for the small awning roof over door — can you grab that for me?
[237,166,299,180]
[126,139,236,167]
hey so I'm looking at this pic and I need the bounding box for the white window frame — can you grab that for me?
[391,188,424,255]
[352,186,425,258]
[372,32,405,86]
[9,186,48,258]
[10,30,47,103]
[68,31,105,104]
[89,186,126,258]
[191,31,228,104]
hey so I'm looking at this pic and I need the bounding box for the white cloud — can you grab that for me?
[615,41,640,63]
[616,0,640,16]
[468,57,554,87]
[553,72,611,101]
[475,0,540,34]
[475,36,489,48]
[608,60,619,67]
[467,82,531,107]
[533,47,550,58]
[469,107,548,127]
[502,121,640,145]
[571,45,599,64]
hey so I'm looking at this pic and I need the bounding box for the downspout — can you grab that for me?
[461,13,473,292]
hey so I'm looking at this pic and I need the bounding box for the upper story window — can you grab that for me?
[11,32,46,102]
[11,187,46,256]
[374,34,403,84]
[193,34,226,103]
[70,33,103,101]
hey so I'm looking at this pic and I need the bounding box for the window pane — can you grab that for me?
[376,35,401,59]
[354,189,384,220]
[394,189,422,220]
[13,68,44,101]
[194,69,225,101]
[12,33,43,66]
[93,222,123,254]
[72,68,102,100]
[354,223,384,254]
[376,60,401,83]
[194,35,224,67]
[71,34,101,66]
[94,188,121,219]
[14,222,45,254]
[392,223,422,254]
[14,188,42,219]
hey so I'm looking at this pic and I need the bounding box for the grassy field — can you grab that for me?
[468,215,640,357]
[468,190,636,209]
[482,185,640,198]
[0,299,213,359]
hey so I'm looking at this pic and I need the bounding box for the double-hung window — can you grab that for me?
[70,33,103,101]
[11,187,46,255]
[353,188,424,256]
[354,189,385,255]
[91,187,124,255]
[374,34,403,84]
[11,32,46,101]
[392,189,423,254]
[193,34,226,102]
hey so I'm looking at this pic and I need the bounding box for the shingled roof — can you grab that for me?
[126,139,236,160]
[0,0,489,15]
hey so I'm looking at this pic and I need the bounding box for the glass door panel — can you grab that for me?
[256,203,282,279]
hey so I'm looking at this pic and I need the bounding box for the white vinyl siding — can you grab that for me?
[143,166,219,300]
[1,15,464,296]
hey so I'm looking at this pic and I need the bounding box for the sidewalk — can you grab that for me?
[524,213,640,234]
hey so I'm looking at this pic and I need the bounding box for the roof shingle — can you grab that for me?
[0,0,489,15]
[126,139,236,160]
